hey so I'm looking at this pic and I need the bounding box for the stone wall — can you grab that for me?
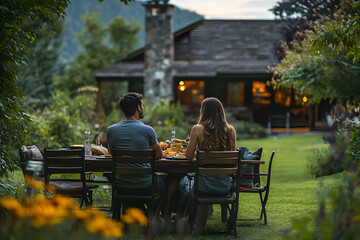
[144,3,174,105]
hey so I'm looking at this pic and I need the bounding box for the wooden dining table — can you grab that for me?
[85,156,195,174]
[85,155,265,221]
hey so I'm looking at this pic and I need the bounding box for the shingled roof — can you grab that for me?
[95,19,284,79]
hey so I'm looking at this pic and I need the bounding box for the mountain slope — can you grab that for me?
[61,0,203,63]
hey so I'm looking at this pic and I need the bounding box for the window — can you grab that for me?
[252,81,271,105]
[177,81,205,111]
[227,82,245,106]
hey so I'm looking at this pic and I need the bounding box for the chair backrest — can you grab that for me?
[111,149,156,175]
[195,150,241,194]
[43,148,85,184]
[265,151,275,189]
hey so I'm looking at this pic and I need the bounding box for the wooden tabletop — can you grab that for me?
[85,156,264,173]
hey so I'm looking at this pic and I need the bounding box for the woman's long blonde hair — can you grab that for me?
[198,97,234,151]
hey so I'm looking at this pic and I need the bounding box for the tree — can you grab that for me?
[271,0,341,44]
[17,16,64,104]
[0,0,134,177]
[54,12,140,113]
[0,0,70,176]
[270,1,360,104]
[311,2,360,62]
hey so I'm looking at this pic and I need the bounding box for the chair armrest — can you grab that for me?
[155,172,167,177]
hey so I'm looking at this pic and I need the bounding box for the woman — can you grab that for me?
[182,97,237,233]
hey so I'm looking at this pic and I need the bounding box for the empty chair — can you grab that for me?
[237,150,275,224]
[44,147,98,207]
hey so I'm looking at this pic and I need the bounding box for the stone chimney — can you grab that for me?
[143,0,174,105]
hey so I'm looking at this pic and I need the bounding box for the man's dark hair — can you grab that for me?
[119,92,143,117]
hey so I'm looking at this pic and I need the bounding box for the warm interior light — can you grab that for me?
[192,89,198,95]
[179,85,186,91]
[303,96,308,103]
[179,81,184,86]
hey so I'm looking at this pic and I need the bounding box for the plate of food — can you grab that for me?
[165,156,187,160]
[95,154,112,159]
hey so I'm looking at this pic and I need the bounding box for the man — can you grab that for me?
[106,92,162,191]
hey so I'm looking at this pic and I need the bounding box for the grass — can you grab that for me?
[5,132,340,239]
[190,132,339,240]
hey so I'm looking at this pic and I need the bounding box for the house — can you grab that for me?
[95,1,327,129]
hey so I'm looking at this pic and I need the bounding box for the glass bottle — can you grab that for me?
[171,130,176,142]
[84,131,91,156]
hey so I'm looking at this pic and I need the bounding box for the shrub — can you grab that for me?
[307,148,344,178]
[285,173,360,240]
[153,125,190,141]
[143,100,187,127]
[231,120,267,139]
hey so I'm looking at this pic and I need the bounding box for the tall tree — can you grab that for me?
[17,16,64,103]
[0,0,134,177]
[55,12,140,115]
[270,1,360,104]
[271,0,352,45]
[311,2,360,62]
[0,0,69,176]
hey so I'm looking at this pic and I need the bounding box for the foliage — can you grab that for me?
[153,125,189,142]
[270,5,360,104]
[142,100,190,141]
[0,0,70,178]
[231,121,266,139]
[23,91,98,151]
[0,176,147,240]
[270,0,342,45]
[54,12,140,97]
[285,173,360,240]
[311,2,360,62]
[143,100,187,127]
[307,148,343,178]
[61,1,203,62]
[17,16,64,103]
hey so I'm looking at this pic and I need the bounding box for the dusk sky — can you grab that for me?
[170,0,279,20]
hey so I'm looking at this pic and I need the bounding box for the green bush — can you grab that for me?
[153,125,190,141]
[24,91,98,150]
[143,100,187,127]
[285,173,360,240]
[307,148,344,178]
[231,120,267,139]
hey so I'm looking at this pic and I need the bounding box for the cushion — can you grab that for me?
[19,145,44,177]
[238,147,263,188]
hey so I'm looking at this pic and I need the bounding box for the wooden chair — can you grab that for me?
[237,150,275,224]
[44,148,98,207]
[111,149,161,221]
[189,150,241,238]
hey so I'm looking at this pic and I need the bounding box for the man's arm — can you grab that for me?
[150,142,163,159]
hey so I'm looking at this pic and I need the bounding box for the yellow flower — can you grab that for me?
[24,175,44,190]
[122,208,148,225]
[353,215,360,222]
[44,183,56,193]
[51,195,79,210]
[0,198,26,219]
[40,128,44,132]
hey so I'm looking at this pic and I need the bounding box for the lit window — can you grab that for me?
[252,81,271,105]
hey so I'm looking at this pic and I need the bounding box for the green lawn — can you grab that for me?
[6,132,339,239]
[190,132,338,240]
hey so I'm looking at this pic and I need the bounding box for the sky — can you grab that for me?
[170,0,279,20]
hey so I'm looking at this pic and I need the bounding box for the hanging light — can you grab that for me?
[303,96,308,103]
[179,85,186,91]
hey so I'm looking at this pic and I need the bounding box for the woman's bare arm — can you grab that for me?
[185,125,199,161]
